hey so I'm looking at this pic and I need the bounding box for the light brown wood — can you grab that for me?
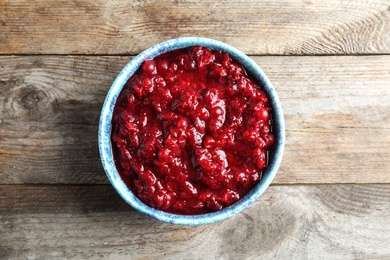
[261,55,390,184]
[0,56,128,184]
[1,0,389,55]
[1,55,389,184]
[0,184,389,259]
[2,0,390,258]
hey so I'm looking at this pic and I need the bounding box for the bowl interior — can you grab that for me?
[98,37,285,225]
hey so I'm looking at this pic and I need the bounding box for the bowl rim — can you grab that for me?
[98,37,285,225]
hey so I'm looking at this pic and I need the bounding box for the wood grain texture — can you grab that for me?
[261,55,390,184]
[0,56,129,184]
[2,1,388,259]
[1,0,389,55]
[0,184,389,259]
[1,55,389,184]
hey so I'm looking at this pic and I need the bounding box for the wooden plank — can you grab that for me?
[0,184,389,259]
[0,0,389,55]
[261,55,390,184]
[0,56,129,184]
[1,55,389,184]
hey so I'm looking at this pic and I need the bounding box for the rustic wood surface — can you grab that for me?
[1,55,389,184]
[1,0,390,259]
[1,0,389,55]
[1,184,389,259]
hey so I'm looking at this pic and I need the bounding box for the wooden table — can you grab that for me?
[1,1,389,259]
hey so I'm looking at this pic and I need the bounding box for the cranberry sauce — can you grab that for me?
[111,47,274,214]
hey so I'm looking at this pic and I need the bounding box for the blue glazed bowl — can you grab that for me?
[98,37,285,225]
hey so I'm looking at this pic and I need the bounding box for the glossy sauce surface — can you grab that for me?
[111,47,274,214]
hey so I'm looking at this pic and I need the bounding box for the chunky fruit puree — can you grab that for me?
[111,46,274,214]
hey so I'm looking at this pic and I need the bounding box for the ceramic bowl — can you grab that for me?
[98,37,285,225]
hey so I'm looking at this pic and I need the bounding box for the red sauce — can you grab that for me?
[111,47,274,214]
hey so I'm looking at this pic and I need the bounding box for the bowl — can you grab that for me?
[98,37,285,225]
